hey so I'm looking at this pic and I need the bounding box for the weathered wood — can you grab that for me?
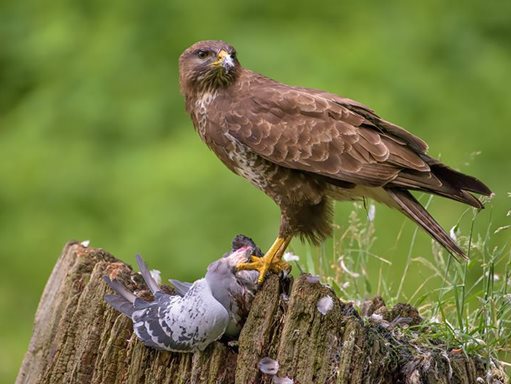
[17,242,509,384]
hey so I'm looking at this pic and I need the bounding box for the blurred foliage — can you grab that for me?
[1,0,510,381]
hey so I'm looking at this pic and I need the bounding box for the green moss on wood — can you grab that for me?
[16,243,509,384]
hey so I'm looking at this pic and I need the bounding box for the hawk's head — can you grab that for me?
[179,40,240,95]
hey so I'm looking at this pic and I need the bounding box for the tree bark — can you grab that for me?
[17,242,508,384]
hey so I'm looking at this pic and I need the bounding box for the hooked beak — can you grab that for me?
[213,49,235,71]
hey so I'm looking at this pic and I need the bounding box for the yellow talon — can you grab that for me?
[236,236,292,283]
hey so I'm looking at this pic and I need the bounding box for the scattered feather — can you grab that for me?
[258,357,279,375]
[369,314,390,328]
[283,252,300,262]
[305,275,320,284]
[317,296,334,315]
[388,317,413,330]
[367,203,376,222]
[449,226,458,241]
[150,269,162,285]
[273,376,294,384]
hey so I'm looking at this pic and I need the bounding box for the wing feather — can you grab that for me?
[226,86,429,188]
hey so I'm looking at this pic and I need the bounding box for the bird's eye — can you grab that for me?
[231,50,236,59]
[197,50,209,59]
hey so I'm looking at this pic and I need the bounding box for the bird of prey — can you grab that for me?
[178,40,492,283]
[103,235,261,351]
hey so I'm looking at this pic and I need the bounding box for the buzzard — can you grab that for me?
[178,40,492,283]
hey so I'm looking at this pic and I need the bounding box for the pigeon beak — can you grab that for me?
[230,246,252,263]
[214,49,235,71]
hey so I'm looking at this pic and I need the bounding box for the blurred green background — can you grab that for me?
[1,0,510,381]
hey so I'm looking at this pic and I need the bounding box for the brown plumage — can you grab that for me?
[178,40,492,281]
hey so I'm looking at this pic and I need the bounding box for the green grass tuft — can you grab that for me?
[292,196,511,372]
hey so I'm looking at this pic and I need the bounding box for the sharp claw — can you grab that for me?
[235,236,292,283]
[236,258,291,285]
[236,261,258,271]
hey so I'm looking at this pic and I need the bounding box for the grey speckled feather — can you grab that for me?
[168,279,192,296]
[103,235,261,352]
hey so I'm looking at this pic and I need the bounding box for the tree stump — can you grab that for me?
[16,242,508,384]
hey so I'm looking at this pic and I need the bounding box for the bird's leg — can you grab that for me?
[236,236,292,284]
